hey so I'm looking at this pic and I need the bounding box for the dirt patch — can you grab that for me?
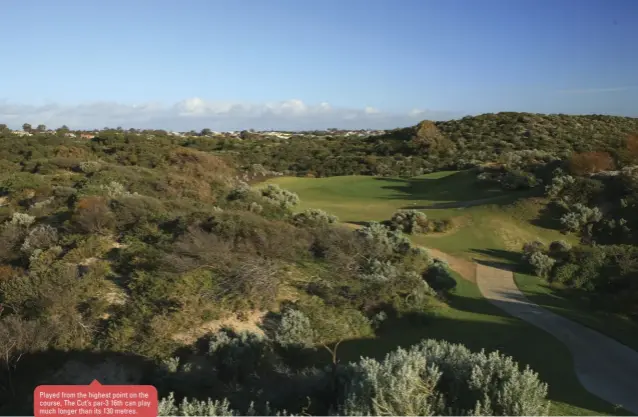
[427,247,476,282]
[172,310,267,345]
[110,241,127,249]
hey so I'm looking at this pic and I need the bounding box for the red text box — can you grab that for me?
[34,380,158,417]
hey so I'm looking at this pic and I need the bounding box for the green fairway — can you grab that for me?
[267,171,572,260]
[338,272,623,416]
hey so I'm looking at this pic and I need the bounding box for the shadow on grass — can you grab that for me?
[374,171,537,209]
[338,307,625,415]
[531,202,566,231]
[470,248,526,271]
[3,308,626,416]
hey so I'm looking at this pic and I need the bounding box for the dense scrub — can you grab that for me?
[522,158,638,320]
[183,113,638,178]
[0,126,552,415]
[3,112,637,414]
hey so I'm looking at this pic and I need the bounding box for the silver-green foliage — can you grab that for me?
[292,208,338,227]
[340,339,550,416]
[259,184,300,209]
[357,258,399,283]
[355,222,411,256]
[158,393,293,416]
[275,308,316,349]
[527,252,556,278]
[21,224,58,255]
[545,169,575,199]
[158,392,237,416]
[389,209,428,234]
[559,203,602,233]
[9,212,36,228]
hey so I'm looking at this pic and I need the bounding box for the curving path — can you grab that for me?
[475,262,638,414]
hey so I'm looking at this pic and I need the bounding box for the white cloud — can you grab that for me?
[364,106,380,114]
[0,98,463,131]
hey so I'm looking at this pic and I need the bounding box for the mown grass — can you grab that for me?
[515,272,638,353]
[267,171,572,260]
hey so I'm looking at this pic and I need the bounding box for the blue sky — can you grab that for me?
[1,0,637,130]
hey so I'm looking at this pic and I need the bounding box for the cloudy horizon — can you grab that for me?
[0,98,467,131]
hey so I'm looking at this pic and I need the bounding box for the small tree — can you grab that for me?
[274,300,372,366]
[22,123,32,132]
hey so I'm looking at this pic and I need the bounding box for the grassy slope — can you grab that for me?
[266,171,626,415]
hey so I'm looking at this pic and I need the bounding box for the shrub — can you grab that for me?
[429,218,452,233]
[158,393,237,416]
[545,170,576,198]
[0,223,28,263]
[501,170,539,190]
[72,196,116,235]
[568,151,615,175]
[20,224,59,255]
[78,161,102,174]
[548,240,572,258]
[355,222,411,257]
[339,339,550,416]
[528,252,556,278]
[227,182,253,202]
[216,257,282,309]
[426,259,457,291]
[522,240,545,260]
[357,258,399,283]
[559,203,603,233]
[275,308,316,349]
[551,262,579,285]
[100,181,137,198]
[110,195,166,231]
[291,209,338,227]
[258,184,300,209]
[9,212,36,228]
[388,209,428,234]
[206,328,273,384]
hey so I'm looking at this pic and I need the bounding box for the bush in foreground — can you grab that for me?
[158,339,550,416]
